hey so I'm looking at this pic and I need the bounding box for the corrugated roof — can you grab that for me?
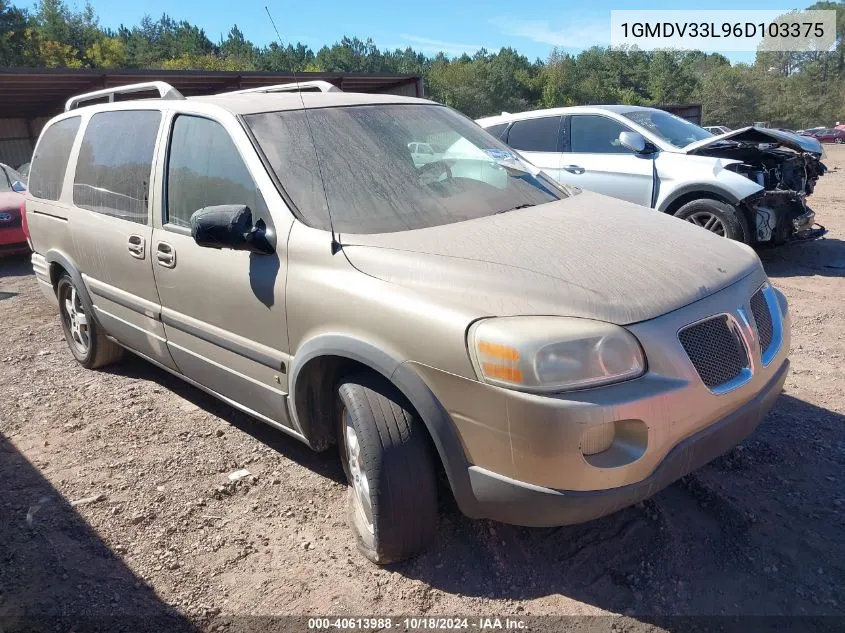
[0,68,423,119]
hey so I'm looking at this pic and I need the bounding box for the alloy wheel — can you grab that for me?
[685,211,726,236]
[61,285,90,355]
[343,412,374,535]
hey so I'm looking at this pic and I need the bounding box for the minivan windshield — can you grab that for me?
[622,109,713,148]
[246,104,566,234]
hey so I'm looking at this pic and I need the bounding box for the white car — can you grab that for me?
[477,106,826,244]
[704,125,731,135]
[407,141,437,166]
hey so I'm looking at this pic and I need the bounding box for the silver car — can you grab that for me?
[27,83,790,564]
[478,106,826,244]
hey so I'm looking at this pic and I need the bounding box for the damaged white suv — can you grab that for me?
[478,106,826,245]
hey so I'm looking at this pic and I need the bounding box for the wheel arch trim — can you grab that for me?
[657,184,742,213]
[44,249,102,326]
[288,334,480,517]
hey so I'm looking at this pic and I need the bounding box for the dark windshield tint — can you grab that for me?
[507,116,561,152]
[246,104,565,234]
[622,109,712,148]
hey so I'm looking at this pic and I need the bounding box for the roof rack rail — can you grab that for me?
[226,80,342,95]
[65,81,185,112]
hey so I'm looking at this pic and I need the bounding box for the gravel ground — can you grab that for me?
[2,147,844,633]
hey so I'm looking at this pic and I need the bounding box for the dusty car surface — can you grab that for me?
[27,82,791,564]
[478,106,826,245]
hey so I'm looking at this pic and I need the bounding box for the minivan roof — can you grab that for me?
[189,91,434,115]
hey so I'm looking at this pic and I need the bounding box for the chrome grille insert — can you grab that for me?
[750,288,773,354]
[750,283,783,366]
[678,315,750,392]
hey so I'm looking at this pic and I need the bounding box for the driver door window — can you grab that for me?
[166,115,268,228]
[563,115,654,207]
[569,116,632,154]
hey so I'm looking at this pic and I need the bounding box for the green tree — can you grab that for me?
[694,64,760,127]
[0,0,29,66]
[220,24,257,69]
[648,50,697,105]
[86,36,126,68]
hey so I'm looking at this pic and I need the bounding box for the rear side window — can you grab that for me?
[166,115,267,229]
[29,117,81,201]
[570,115,631,154]
[484,123,508,140]
[506,117,561,152]
[73,111,161,224]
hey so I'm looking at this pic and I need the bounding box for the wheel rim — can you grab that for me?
[343,412,374,535]
[837,138,843,144]
[686,211,726,236]
[61,284,90,355]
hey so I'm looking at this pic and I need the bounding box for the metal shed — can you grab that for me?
[0,69,424,168]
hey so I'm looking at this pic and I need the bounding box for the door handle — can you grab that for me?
[127,234,146,259]
[563,164,585,174]
[156,242,176,268]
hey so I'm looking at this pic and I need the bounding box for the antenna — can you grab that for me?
[264,4,342,254]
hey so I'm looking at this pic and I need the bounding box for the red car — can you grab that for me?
[0,163,30,256]
[809,128,845,144]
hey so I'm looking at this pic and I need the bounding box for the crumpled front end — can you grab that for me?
[700,143,827,244]
[743,189,825,244]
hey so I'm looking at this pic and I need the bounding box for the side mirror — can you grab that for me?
[11,181,26,193]
[619,131,648,154]
[190,204,274,255]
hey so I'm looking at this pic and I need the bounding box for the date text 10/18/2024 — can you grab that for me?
[307,617,527,630]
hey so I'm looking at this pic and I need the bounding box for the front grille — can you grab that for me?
[750,288,774,354]
[679,316,749,390]
[0,213,21,228]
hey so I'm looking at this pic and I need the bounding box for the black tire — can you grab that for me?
[56,273,123,369]
[673,198,748,243]
[336,372,438,564]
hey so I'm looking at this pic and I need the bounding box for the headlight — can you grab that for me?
[468,316,645,393]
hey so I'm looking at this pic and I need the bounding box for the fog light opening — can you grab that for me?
[580,422,615,455]
[581,419,649,468]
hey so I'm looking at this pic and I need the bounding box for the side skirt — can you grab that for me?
[107,336,309,444]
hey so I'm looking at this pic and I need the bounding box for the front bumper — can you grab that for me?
[410,268,790,525]
[31,252,58,307]
[466,359,787,526]
[0,226,28,256]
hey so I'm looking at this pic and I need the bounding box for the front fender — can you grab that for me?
[655,154,764,212]
[288,334,480,518]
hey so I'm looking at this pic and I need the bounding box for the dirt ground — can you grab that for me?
[2,147,845,633]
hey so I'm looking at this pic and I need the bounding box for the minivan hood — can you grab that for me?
[684,125,823,156]
[341,192,760,325]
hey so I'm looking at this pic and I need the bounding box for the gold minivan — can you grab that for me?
[27,81,790,563]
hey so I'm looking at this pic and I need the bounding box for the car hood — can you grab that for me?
[341,192,761,325]
[0,191,24,211]
[684,126,824,156]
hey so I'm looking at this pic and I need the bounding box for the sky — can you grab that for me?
[74,0,818,64]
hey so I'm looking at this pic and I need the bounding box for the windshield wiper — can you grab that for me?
[497,203,535,214]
